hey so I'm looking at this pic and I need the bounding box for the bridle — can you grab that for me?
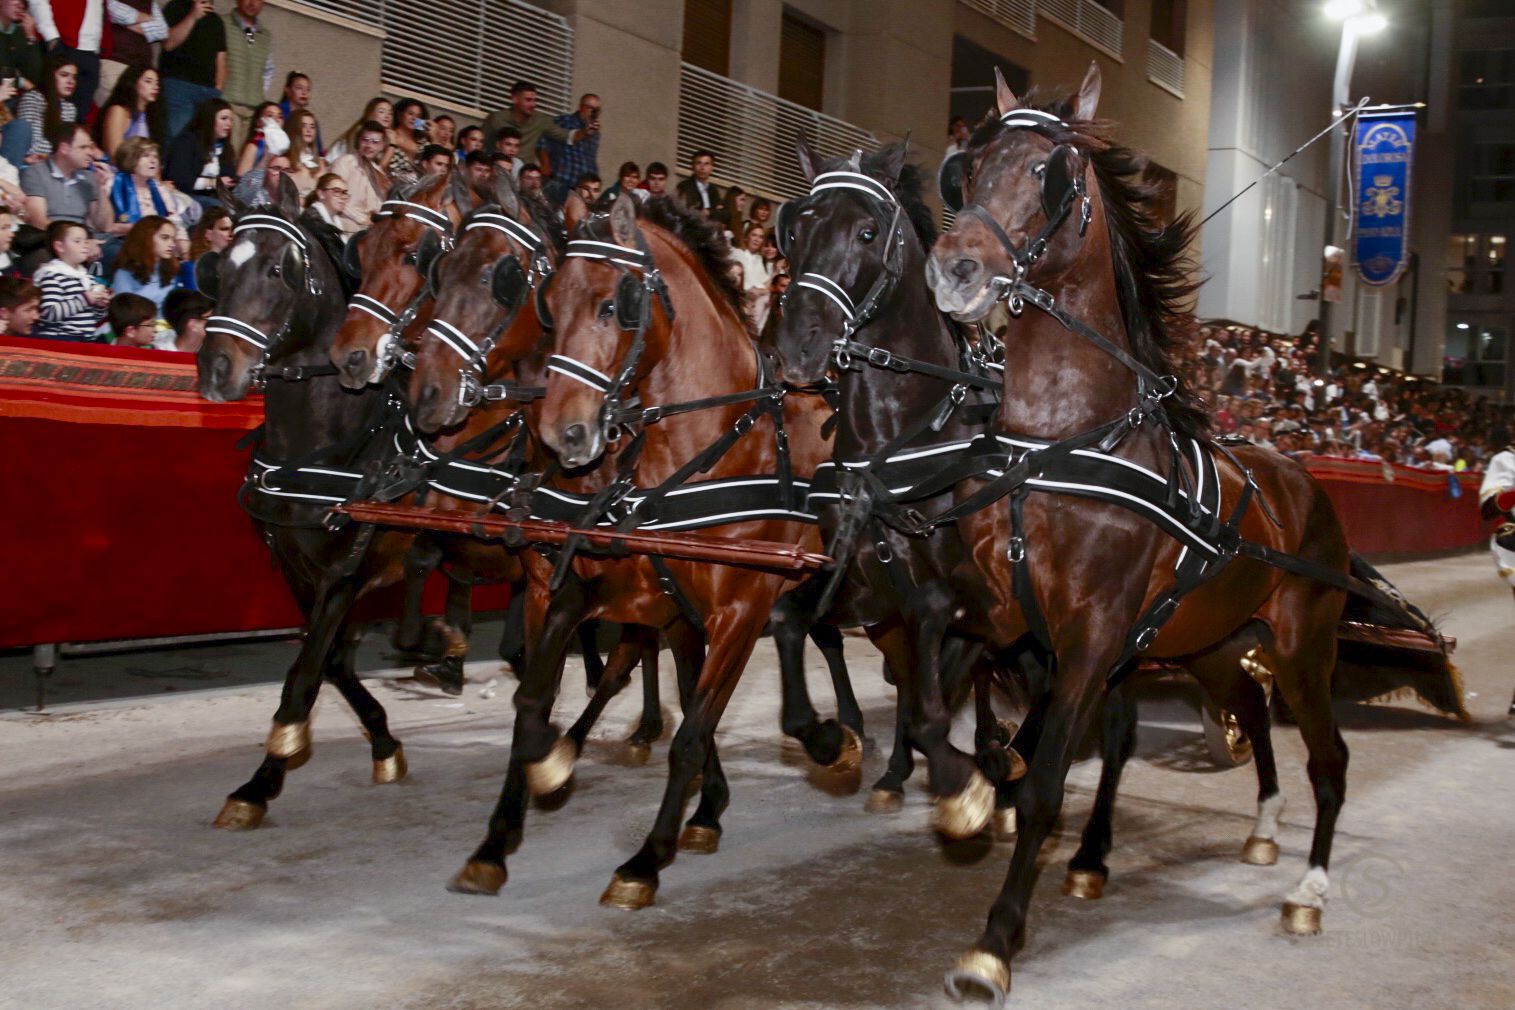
[343,198,456,382]
[543,224,676,443]
[422,208,551,408]
[206,211,332,387]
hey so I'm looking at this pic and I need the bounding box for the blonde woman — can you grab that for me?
[328,97,393,162]
[285,109,327,198]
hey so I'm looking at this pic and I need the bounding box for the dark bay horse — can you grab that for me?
[449,192,833,908]
[924,65,1353,1001]
[196,177,420,827]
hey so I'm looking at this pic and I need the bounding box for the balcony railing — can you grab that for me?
[959,0,1036,41]
[1038,0,1124,62]
[1146,38,1185,98]
[289,0,573,116]
[677,63,877,202]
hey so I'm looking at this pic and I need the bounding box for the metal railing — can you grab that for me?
[288,0,573,116]
[1146,38,1185,98]
[677,62,877,202]
[1038,0,1124,62]
[959,0,1036,41]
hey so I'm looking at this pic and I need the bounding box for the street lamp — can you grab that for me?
[1317,0,1387,377]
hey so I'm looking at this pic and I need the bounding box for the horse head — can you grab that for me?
[196,174,333,402]
[770,137,912,385]
[329,169,475,389]
[408,169,555,433]
[927,63,1102,321]
[537,191,673,469]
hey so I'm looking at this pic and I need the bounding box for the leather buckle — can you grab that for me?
[640,405,665,424]
[867,346,893,368]
[1006,536,1025,563]
[733,412,755,435]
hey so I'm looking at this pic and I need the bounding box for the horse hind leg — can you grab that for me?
[323,627,407,783]
[626,630,668,763]
[414,575,473,695]
[1062,676,1138,900]
[770,587,857,772]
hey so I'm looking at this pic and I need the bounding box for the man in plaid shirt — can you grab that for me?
[541,93,601,206]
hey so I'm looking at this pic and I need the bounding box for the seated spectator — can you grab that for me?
[675,149,724,219]
[160,0,226,142]
[177,203,229,288]
[0,273,40,335]
[732,223,771,329]
[301,171,346,232]
[456,124,482,159]
[723,185,747,237]
[98,1,169,112]
[573,171,600,204]
[640,161,668,199]
[390,98,428,183]
[430,114,455,150]
[261,153,291,201]
[33,219,108,340]
[462,150,491,190]
[0,2,45,96]
[748,197,773,229]
[603,161,639,202]
[107,290,156,346]
[164,98,235,208]
[234,100,287,176]
[284,108,325,198]
[0,205,17,274]
[327,120,388,236]
[98,65,164,159]
[328,97,391,162]
[492,125,523,178]
[21,122,115,240]
[276,71,319,153]
[0,72,31,169]
[158,286,211,351]
[18,53,79,160]
[416,143,452,179]
[110,214,178,314]
[113,137,200,253]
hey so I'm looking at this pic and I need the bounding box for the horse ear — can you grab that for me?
[846,148,862,172]
[1074,61,1102,122]
[878,140,908,188]
[994,67,1021,116]
[217,178,242,216]
[563,190,589,232]
[609,191,637,246]
[795,132,818,183]
[448,169,475,214]
[493,166,520,217]
[274,173,302,221]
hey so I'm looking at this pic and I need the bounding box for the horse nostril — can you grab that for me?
[345,348,369,374]
[563,422,587,446]
[951,257,980,284]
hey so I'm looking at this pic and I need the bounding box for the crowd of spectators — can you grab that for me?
[1178,319,1514,474]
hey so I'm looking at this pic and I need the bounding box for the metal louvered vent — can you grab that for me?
[1038,0,1124,62]
[1146,38,1185,98]
[677,62,876,202]
[959,0,1036,41]
[287,0,573,116]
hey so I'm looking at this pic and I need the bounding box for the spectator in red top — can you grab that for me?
[28,0,106,118]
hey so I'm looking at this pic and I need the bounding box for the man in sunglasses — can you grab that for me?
[221,0,273,143]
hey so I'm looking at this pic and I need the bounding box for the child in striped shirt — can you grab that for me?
[33,221,109,342]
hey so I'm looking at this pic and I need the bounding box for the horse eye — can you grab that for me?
[598,300,615,320]
[270,263,282,277]
[859,226,877,243]
[402,251,417,265]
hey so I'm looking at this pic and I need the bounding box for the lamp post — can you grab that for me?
[1317,0,1387,377]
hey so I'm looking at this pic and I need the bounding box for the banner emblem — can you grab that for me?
[1352,112,1416,287]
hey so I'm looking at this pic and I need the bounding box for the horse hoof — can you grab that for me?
[372,745,408,784]
[865,789,904,814]
[943,948,1010,1005]
[932,769,995,840]
[1280,901,1322,935]
[1063,869,1106,900]
[991,807,1017,841]
[624,741,652,766]
[524,737,578,797]
[448,860,507,895]
[1240,835,1279,866]
[1006,746,1027,782]
[599,874,656,910]
[827,725,863,777]
[677,825,721,854]
[212,797,265,830]
[265,720,311,760]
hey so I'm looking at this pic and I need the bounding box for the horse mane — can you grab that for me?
[971,94,1210,438]
[636,195,749,331]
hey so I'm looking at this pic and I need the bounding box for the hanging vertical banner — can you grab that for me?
[1352,111,1416,287]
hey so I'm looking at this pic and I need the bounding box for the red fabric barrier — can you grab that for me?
[1303,456,1492,556]
[0,338,508,649]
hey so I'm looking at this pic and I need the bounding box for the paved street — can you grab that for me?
[2,552,1513,1010]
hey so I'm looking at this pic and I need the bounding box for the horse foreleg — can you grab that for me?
[515,576,595,796]
[323,628,406,783]
[865,658,914,813]
[392,539,443,656]
[626,629,666,761]
[670,618,726,853]
[497,589,526,675]
[563,628,645,752]
[579,620,607,696]
[812,622,865,742]
[414,574,473,695]
[1063,676,1138,899]
[771,585,854,769]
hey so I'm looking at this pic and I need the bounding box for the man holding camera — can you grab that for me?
[541,92,600,205]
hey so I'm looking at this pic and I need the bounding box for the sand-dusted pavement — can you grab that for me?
[2,552,1513,1010]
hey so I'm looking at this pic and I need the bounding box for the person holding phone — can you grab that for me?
[159,0,225,142]
[0,1,44,94]
[540,92,600,206]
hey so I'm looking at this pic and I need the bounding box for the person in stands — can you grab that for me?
[158,285,209,350]
[0,274,41,335]
[164,97,235,208]
[33,218,108,341]
[106,289,155,346]
[97,64,165,158]
[109,213,177,314]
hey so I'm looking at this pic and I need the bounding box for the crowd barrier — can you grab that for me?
[0,338,1493,650]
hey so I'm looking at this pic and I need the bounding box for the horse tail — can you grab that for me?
[1332,553,1469,721]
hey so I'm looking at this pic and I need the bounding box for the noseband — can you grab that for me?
[424,209,551,408]
[346,198,456,380]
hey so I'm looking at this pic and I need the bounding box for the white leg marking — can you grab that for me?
[1285,866,1330,909]
[1252,793,1285,840]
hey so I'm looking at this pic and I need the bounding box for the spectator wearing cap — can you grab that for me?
[159,0,224,141]
[27,0,105,117]
[540,92,600,205]
[480,80,585,175]
[675,149,725,219]
[97,0,165,110]
[220,0,271,144]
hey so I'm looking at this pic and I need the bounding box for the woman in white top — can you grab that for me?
[731,223,772,332]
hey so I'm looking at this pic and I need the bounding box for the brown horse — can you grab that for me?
[923,65,1354,1002]
[448,191,833,907]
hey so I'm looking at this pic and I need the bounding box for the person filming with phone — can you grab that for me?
[540,92,599,207]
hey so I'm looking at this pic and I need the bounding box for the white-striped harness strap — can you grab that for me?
[794,273,857,320]
[348,293,401,326]
[808,170,898,206]
[546,354,614,393]
[467,212,542,252]
[375,200,453,234]
[565,238,647,270]
[206,314,273,351]
[233,213,309,250]
[999,108,1069,132]
[426,318,491,374]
